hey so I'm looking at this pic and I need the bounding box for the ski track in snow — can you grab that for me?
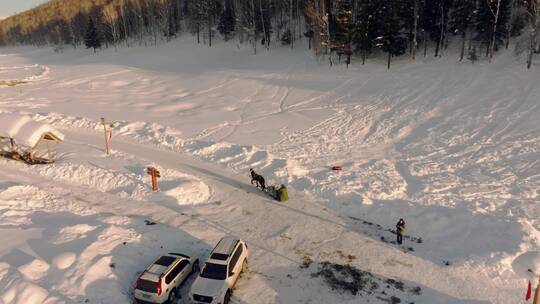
[0,42,538,303]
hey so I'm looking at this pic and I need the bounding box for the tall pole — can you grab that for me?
[152,169,158,192]
[534,275,540,304]
[412,0,418,60]
[147,167,160,192]
[100,118,110,155]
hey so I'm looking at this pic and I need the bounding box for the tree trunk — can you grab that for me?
[290,0,294,48]
[529,2,540,69]
[259,0,269,50]
[362,50,366,64]
[423,30,427,57]
[208,14,212,47]
[528,24,538,69]
[489,0,501,61]
[460,31,466,61]
[506,0,516,49]
[387,51,391,69]
[412,0,418,60]
[436,3,444,57]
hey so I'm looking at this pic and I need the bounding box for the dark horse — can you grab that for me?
[250,168,266,190]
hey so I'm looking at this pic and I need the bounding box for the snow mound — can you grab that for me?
[0,113,64,147]
[512,251,540,278]
[0,180,211,304]
[0,156,210,207]
[0,64,49,86]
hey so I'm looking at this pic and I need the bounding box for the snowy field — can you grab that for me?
[0,39,539,303]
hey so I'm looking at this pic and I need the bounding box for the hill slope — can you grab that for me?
[0,40,538,303]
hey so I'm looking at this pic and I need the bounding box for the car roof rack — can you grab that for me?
[169,252,190,259]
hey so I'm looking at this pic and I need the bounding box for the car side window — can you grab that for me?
[228,245,243,276]
[177,260,189,272]
[165,260,189,284]
[166,261,180,284]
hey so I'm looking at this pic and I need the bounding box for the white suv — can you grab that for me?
[190,236,249,304]
[134,252,199,304]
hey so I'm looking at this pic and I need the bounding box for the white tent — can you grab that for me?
[0,113,64,163]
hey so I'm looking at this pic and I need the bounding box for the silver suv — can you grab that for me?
[190,236,249,304]
[134,252,199,304]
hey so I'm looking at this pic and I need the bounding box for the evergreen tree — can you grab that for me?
[352,0,374,64]
[372,0,407,69]
[238,0,259,54]
[421,0,451,57]
[468,45,479,63]
[450,0,476,61]
[188,0,205,44]
[399,0,424,59]
[475,0,512,57]
[333,0,353,65]
[255,0,272,49]
[84,16,101,52]
[281,28,292,45]
[218,0,236,40]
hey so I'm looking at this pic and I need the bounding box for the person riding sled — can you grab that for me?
[276,184,288,202]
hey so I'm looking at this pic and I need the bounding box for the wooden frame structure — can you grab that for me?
[0,114,64,164]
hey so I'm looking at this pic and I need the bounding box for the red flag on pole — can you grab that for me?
[527,280,532,301]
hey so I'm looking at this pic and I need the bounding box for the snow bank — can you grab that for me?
[0,113,64,147]
[513,251,540,278]
[0,64,49,87]
[0,181,211,304]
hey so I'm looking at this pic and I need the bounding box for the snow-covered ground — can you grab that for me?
[0,39,538,303]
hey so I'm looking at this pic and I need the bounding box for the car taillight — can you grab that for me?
[156,277,162,296]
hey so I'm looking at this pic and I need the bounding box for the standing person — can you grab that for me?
[396,218,406,245]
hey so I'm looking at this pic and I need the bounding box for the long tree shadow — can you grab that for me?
[87,214,213,303]
[0,208,213,303]
[342,198,523,266]
[184,164,272,200]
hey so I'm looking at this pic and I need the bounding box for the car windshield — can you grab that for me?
[200,263,227,280]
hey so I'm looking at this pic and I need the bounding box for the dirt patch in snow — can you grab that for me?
[309,261,421,303]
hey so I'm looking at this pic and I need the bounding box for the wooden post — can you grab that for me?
[10,138,15,152]
[28,149,34,164]
[147,167,161,192]
[152,170,158,192]
[47,142,52,162]
[100,118,110,155]
[534,276,540,304]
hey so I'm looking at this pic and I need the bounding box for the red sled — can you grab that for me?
[331,166,342,171]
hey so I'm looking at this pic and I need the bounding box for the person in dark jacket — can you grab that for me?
[396,218,406,245]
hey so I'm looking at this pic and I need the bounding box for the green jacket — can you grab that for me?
[278,186,289,202]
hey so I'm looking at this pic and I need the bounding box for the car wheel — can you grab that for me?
[192,260,199,274]
[241,259,248,273]
[224,289,231,304]
[167,288,177,304]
